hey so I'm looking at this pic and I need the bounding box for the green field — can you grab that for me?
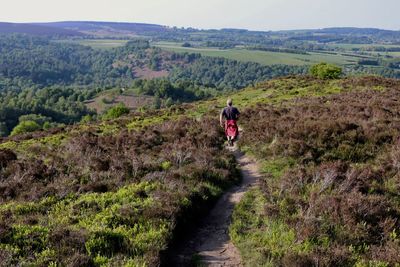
[54,40,392,65]
[366,51,400,56]
[56,39,129,49]
[326,43,400,49]
[154,42,362,66]
[388,52,400,57]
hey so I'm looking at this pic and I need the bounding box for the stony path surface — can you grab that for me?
[170,146,261,266]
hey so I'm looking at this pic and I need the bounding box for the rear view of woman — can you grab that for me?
[220,99,240,146]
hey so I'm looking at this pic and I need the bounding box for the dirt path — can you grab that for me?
[170,146,261,266]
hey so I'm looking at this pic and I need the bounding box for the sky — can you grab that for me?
[1,0,399,31]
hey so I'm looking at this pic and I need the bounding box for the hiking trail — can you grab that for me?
[169,146,261,266]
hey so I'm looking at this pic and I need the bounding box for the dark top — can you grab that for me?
[221,106,240,120]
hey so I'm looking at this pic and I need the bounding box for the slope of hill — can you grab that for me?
[1,75,399,266]
[230,76,400,266]
[35,21,169,37]
[0,107,240,266]
[0,22,83,36]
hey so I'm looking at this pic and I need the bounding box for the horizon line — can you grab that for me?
[0,20,399,33]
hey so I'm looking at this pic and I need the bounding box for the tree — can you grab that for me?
[310,63,342,79]
[0,122,9,137]
[43,121,52,130]
[165,97,174,107]
[10,121,41,136]
[153,96,162,109]
[80,114,93,123]
[18,114,51,126]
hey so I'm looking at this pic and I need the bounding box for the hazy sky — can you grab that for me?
[1,0,399,31]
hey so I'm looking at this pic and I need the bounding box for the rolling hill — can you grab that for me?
[0,22,83,36]
[34,21,170,37]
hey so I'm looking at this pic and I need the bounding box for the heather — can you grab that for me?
[231,77,400,266]
[0,115,239,266]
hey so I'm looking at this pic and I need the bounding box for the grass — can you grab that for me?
[326,43,400,50]
[154,42,362,66]
[192,77,345,113]
[230,156,301,266]
[230,188,313,267]
[320,43,400,61]
[386,52,400,57]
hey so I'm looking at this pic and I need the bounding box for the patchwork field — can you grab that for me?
[154,42,363,66]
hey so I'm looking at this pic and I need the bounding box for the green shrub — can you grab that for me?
[81,114,94,123]
[0,122,9,137]
[161,161,172,170]
[103,103,130,120]
[85,230,126,256]
[11,225,49,255]
[310,62,342,79]
[43,121,64,130]
[10,120,41,136]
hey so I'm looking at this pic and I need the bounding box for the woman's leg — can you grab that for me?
[226,136,231,146]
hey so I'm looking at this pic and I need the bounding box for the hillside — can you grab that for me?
[1,75,400,266]
[231,76,400,266]
[0,21,169,38]
[0,107,240,266]
[0,22,83,36]
[0,35,308,137]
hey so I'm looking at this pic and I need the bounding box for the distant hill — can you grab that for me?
[319,27,400,35]
[2,21,400,41]
[0,22,83,36]
[281,27,400,44]
[34,21,170,37]
[0,21,169,37]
